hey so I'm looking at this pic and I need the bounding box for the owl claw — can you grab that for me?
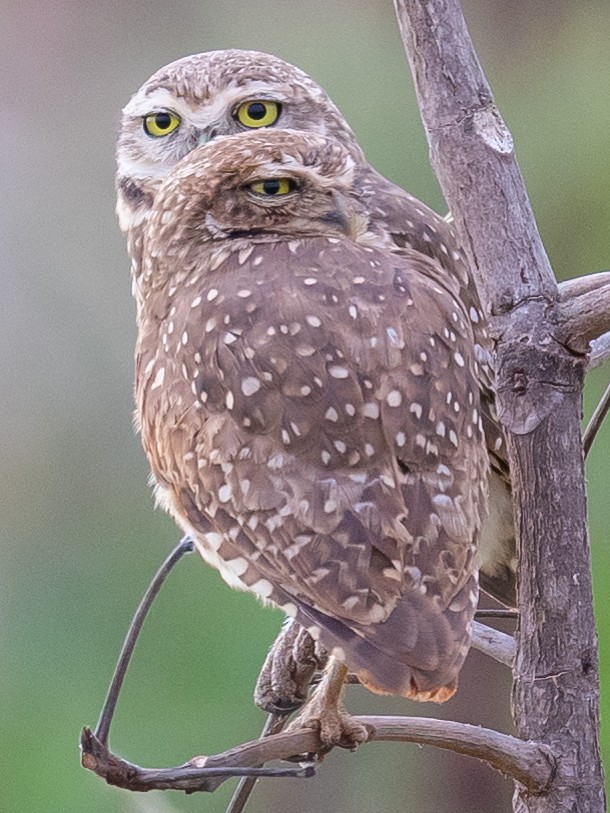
[254,618,326,714]
[286,698,370,751]
[285,657,370,751]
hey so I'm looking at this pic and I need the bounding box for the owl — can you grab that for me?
[132,128,489,740]
[116,50,515,613]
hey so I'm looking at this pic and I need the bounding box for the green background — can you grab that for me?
[2,1,609,811]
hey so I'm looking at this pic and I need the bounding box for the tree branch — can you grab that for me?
[471,621,515,666]
[555,275,610,365]
[558,271,610,302]
[583,379,610,457]
[80,715,553,796]
[557,274,610,350]
[393,1,605,810]
[226,714,291,813]
[590,330,610,369]
[94,536,194,745]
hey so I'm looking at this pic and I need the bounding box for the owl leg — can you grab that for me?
[254,618,326,714]
[285,656,370,750]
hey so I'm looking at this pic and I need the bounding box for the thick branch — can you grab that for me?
[393,2,605,811]
[393,0,556,313]
[81,716,553,795]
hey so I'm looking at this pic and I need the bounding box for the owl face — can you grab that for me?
[148,130,367,251]
[117,50,364,232]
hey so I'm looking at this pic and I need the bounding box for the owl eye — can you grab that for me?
[249,178,298,197]
[234,100,281,129]
[143,111,181,138]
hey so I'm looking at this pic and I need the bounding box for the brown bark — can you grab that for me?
[392,1,606,810]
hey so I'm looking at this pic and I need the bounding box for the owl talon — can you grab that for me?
[286,698,370,751]
[285,657,370,751]
[255,618,326,714]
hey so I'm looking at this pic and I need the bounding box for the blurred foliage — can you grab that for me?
[1,1,609,811]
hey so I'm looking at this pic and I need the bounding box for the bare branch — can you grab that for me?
[226,714,291,813]
[557,276,610,350]
[583,379,610,457]
[475,609,517,619]
[363,717,553,792]
[558,271,610,302]
[95,536,194,745]
[555,276,610,367]
[590,331,610,369]
[80,714,553,796]
[471,621,515,666]
[393,0,556,313]
[80,726,316,792]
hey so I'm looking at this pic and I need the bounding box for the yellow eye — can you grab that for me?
[235,100,281,129]
[143,111,181,138]
[249,178,298,197]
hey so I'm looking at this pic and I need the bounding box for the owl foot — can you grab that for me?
[287,703,370,751]
[254,617,327,714]
[285,658,370,751]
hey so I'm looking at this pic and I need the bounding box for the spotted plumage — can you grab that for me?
[131,130,489,701]
[116,50,515,612]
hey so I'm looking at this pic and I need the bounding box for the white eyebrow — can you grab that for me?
[123,82,290,129]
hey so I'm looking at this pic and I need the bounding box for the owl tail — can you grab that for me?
[295,577,475,702]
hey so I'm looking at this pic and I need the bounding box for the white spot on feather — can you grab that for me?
[218,484,232,503]
[329,365,349,379]
[241,377,260,396]
[151,367,165,389]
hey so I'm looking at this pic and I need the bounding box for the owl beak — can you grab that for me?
[196,126,220,146]
[319,192,363,238]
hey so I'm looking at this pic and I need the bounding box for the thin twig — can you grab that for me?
[81,725,315,790]
[94,536,194,744]
[81,714,553,795]
[475,608,517,619]
[226,714,292,813]
[583,379,610,457]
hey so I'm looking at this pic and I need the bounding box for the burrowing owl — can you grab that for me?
[132,130,489,723]
[116,50,515,613]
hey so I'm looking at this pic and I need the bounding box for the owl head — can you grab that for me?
[117,50,364,232]
[145,129,369,260]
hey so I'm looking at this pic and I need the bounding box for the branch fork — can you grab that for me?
[79,538,550,803]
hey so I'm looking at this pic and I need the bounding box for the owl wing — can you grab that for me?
[356,167,515,606]
[146,236,488,698]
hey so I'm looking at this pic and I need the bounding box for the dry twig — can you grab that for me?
[94,536,194,745]
[583,379,610,457]
[81,714,553,796]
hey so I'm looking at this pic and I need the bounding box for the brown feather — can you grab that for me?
[132,131,489,698]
